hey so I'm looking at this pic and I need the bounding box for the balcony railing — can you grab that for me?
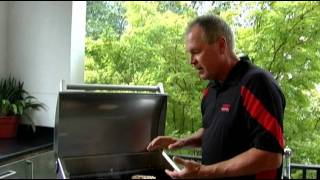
[290,163,320,179]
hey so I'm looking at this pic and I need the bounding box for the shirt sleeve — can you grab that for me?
[240,71,286,153]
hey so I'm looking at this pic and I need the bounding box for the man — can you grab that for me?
[147,15,286,179]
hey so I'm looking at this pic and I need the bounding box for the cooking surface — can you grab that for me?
[61,151,164,175]
[69,169,170,179]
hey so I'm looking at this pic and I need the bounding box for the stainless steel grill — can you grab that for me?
[54,82,175,179]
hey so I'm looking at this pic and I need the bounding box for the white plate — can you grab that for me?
[162,151,182,172]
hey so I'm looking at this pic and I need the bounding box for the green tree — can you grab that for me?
[86,1,126,39]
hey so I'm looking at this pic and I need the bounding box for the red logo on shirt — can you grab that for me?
[221,104,231,112]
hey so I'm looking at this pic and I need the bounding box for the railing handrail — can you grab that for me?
[290,163,320,170]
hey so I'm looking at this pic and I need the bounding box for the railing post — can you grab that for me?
[302,168,306,179]
[282,147,292,179]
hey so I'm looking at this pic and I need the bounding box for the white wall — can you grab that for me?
[0,1,8,78]
[7,1,86,127]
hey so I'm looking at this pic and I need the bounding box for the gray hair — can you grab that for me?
[186,15,235,52]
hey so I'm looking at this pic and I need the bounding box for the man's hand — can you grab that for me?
[147,128,204,151]
[165,157,202,179]
[146,136,185,151]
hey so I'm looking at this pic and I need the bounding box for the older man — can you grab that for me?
[147,15,285,179]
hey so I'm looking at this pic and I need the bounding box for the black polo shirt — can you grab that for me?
[201,56,285,179]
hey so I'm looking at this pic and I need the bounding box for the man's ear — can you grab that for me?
[217,36,227,55]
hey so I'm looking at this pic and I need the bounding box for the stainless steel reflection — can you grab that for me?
[54,83,169,178]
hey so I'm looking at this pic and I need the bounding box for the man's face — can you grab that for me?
[186,25,224,80]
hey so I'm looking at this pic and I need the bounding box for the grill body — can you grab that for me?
[55,83,174,179]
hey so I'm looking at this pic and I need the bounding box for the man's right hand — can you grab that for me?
[146,136,185,151]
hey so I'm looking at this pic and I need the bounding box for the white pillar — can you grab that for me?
[70,1,86,84]
[0,1,8,78]
[7,1,86,127]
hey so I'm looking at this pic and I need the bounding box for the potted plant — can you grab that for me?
[0,76,45,138]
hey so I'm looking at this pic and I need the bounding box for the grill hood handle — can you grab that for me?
[60,80,164,94]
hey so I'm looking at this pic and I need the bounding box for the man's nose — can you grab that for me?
[190,56,197,65]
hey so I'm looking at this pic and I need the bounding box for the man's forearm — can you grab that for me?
[181,128,203,148]
[199,148,282,178]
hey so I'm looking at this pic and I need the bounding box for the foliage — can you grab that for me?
[86,1,127,39]
[0,76,45,132]
[85,1,320,162]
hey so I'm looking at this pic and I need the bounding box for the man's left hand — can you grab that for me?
[165,156,202,179]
